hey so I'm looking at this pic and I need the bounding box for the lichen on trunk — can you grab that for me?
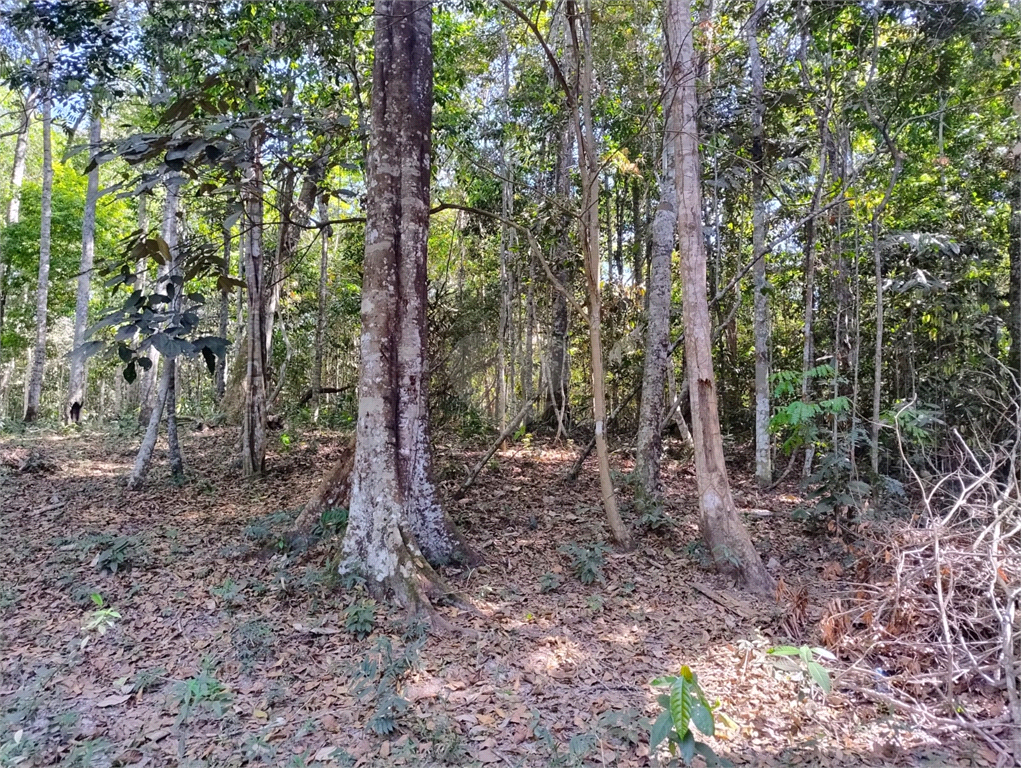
[335,0,474,609]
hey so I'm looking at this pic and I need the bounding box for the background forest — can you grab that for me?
[1,0,1020,766]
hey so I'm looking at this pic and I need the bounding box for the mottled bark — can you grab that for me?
[128,176,183,486]
[241,139,268,477]
[24,94,54,422]
[340,0,474,606]
[748,0,771,486]
[295,438,355,535]
[127,362,169,490]
[634,106,677,496]
[667,0,773,592]
[67,111,102,423]
[0,94,32,372]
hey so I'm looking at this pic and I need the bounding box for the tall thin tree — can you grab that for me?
[667,0,773,592]
[67,110,102,423]
[24,79,53,422]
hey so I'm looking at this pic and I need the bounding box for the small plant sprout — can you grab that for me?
[767,645,836,693]
[344,599,376,638]
[560,542,610,585]
[83,593,121,635]
[650,666,722,765]
[539,572,561,593]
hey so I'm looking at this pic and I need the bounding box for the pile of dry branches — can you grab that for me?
[827,398,1021,763]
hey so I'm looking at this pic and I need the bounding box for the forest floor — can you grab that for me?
[0,425,1003,768]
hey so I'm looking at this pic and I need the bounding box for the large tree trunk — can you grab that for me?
[667,0,772,592]
[634,118,677,497]
[0,92,32,372]
[570,0,630,548]
[24,93,54,422]
[241,137,269,476]
[68,111,102,423]
[748,0,771,486]
[339,0,474,606]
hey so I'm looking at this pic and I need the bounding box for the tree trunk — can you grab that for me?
[294,437,355,536]
[68,111,102,423]
[24,93,54,422]
[634,106,678,496]
[571,0,630,548]
[264,161,323,368]
[128,176,183,485]
[1011,195,1021,377]
[340,0,474,606]
[127,362,169,490]
[136,194,160,425]
[166,359,183,477]
[241,137,269,477]
[313,195,330,419]
[215,228,231,401]
[667,0,772,592]
[748,0,771,486]
[545,123,574,428]
[496,32,512,430]
[0,92,32,372]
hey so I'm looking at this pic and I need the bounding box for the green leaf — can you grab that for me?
[649,710,672,750]
[807,661,831,693]
[669,676,691,739]
[690,699,714,736]
[678,731,695,765]
[767,646,800,656]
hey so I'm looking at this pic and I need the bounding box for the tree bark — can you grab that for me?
[545,120,574,429]
[634,101,678,497]
[215,228,231,401]
[294,437,355,536]
[340,0,474,606]
[24,92,53,422]
[570,0,630,548]
[137,194,160,425]
[0,92,32,372]
[128,176,183,486]
[667,0,773,592]
[127,361,169,490]
[166,359,184,476]
[313,195,330,419]
[241,136,269,476]
[748,0,771,486]
[67,111,102,423]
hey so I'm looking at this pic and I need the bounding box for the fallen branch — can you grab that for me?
[456,395,539,498]
[296,386,351,408]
